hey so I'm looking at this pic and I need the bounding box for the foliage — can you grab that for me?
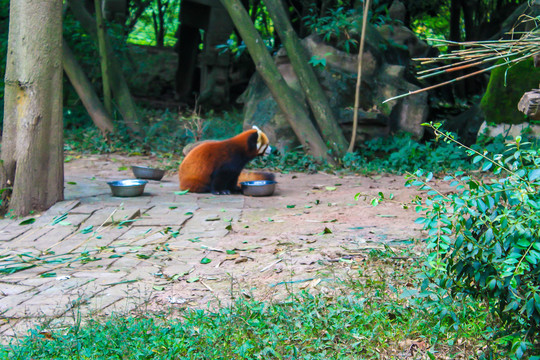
[0,252,490,359]
[406,123,540,358]
[64,108,244,157]
[302,1,391,53]
[127,0,180,47]
[342,131,474,174]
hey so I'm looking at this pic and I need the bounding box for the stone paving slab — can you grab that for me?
[0,155,424,343]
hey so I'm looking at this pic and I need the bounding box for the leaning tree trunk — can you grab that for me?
[220,0,334,163]
[1,0,64,216]
[63,38,115,135]
[69,0,142,135]
[264,0,348,156]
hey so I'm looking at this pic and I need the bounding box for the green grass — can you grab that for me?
[2,251,503,359]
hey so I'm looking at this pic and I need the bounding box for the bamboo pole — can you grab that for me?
[347,0,370,154]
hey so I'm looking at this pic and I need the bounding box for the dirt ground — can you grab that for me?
[64,154,426,312]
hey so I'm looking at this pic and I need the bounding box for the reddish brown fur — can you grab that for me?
[178,129,273,194]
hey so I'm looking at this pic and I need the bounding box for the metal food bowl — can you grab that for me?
[131,165,165,181]
[241,180,277,197]
[107,179,148,197]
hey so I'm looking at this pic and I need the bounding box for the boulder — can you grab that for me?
[239,24,429,152]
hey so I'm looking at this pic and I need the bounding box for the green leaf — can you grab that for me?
[482,161,493,171]
[80,225,93,234]
[325,186,337,191]
[118,166,128,171]
[19,218,36,226]
[286,205,296,208]
[67,181,77,185]
[529,169,540,181]
[200,257,212,264]
[226,250,236,255]
[174,190,189,195]
[320,227,332,235]
[153,285,165,291]
[40,272,56,278]
[186,276,199,283]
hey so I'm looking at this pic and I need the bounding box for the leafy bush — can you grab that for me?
[407,124,540,358]
[342,131,474,174]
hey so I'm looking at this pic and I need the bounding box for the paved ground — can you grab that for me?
[0,155,422,342]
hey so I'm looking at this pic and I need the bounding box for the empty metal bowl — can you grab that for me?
[107,179,148,197]
[131,165,165,181]
[241,180,277,197]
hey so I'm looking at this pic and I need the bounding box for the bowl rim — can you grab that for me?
[240,180,277,186]
[107,179,148,187]
[131,165,165,172]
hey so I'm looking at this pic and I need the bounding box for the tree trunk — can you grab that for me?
[69,0,142,135]
[264,0,348,156]
[94,0,113,114]
[220,0,334,163]
[1,0,64,216]
[62,38,115,135]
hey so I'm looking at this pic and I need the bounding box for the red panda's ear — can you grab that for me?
[246,131,259,153]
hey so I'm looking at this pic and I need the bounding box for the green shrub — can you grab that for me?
[407,124,540,358]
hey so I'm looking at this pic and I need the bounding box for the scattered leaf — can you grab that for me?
[80,225,93,234]
[153,285,165,291]
[67,181,77,185]
[117,166,128,171]
[40,272,56,278]
[184,212,193,215]
[200,257,212,264]
[286,205,296,208]
[169,206,178,210]
[19,218,36,226]
[174,190,189,195]
[319,227,332,235]
[136,254,151,259]
[226,250,236,255]
[186,276,199,283]
[325,186,337,191]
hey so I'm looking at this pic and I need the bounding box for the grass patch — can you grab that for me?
[2,250,503,359]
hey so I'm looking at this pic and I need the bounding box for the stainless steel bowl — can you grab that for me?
[107,179,148,197]
[131,165,165,181]
[241,180,277,197]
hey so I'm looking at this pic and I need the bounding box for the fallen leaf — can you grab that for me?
[200,257,212,264]
[186,276,199,283]
[19,218,36,226]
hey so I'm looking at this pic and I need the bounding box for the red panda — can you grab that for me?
[178,126,274,194]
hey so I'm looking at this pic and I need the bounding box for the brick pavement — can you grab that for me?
[0,156,422,342]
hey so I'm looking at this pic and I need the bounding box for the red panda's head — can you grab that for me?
[252,126,271,156]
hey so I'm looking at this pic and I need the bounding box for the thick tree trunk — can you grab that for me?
[69,0,142,135]
[264,0,348,156]
[220,0,334,163]
[1,0,64,216]
[62,38,115,135]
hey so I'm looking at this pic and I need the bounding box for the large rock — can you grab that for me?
[239,24,429,152]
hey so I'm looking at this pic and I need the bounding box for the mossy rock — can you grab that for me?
[480,58,540,124]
